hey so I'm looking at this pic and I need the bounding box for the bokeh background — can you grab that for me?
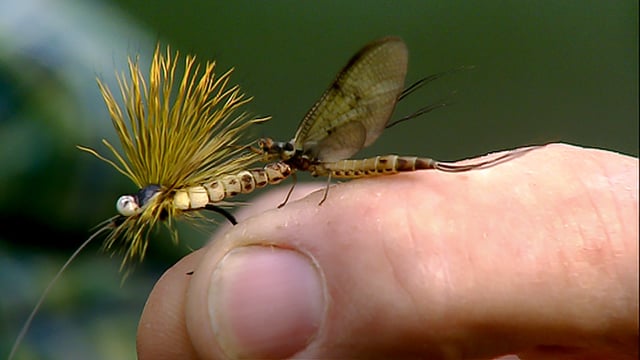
[1,1,637,359]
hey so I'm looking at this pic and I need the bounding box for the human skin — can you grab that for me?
[137,143,638,359]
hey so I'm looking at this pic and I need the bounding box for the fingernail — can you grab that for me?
[209,246,325,359]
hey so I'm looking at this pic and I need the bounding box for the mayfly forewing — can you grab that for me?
[294,36,409,160]
[314,120,367,162]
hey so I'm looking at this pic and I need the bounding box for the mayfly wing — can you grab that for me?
[294,36,409,161]
[313,120,367,162]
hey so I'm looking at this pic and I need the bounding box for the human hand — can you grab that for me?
[137,143,638,359]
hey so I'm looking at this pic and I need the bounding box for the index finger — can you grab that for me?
[141,143,639,359]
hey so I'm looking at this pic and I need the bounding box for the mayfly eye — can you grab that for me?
[116,195,140,216]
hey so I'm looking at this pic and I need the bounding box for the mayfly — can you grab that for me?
[257,36,538,205]
[9,45,290,359]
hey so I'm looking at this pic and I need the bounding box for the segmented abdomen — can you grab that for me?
[173,162,292,210]
[313,155,437,178]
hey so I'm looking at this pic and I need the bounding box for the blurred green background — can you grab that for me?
[1,1,637,359]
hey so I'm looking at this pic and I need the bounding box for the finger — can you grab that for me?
[145,143,638,359]
[137,251,202,360]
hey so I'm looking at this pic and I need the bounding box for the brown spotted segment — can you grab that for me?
[238,171,256,193]
[172,162,293,210]
[221,176,241,197]
[263,161,292,183]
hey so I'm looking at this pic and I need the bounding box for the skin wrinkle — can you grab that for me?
[582,190,612,273]
[569,152,611,255]
[494,157,595,335]
[550,153,635,341]
[600,159,633,257]
[318,200,367,353]
[597,160,639,339]
[402,175,459,330]
[583,198,609,271]
[523,192,616,351]
[397,175,496,354]
[363,211,402,347]
[393,197,426,328]
[547,184,577,286]
[576,154,633,309]
[608,183,629,256]
[327,178,445,356]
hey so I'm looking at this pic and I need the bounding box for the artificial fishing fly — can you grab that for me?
[9,44,291,360]
[77,45,294,266]
[80,46,266,265]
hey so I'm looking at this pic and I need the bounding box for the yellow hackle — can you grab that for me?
[78,45,268,266]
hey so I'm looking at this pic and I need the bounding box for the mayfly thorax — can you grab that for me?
[255,36,539,205]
